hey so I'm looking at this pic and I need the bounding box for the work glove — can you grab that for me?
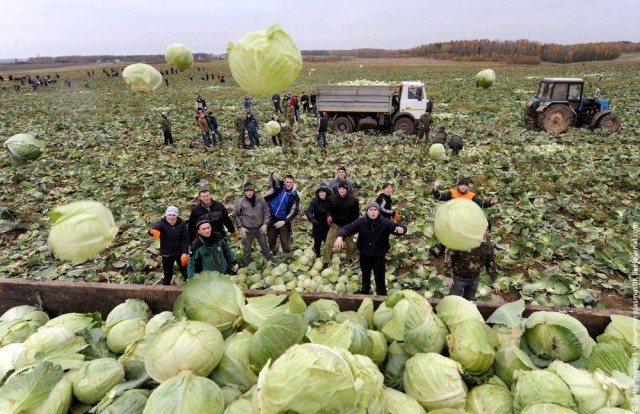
[231,231,237,239]
[393,211,400,221]
[231,263,239,273]
[180,254,189,267]
[239,227,248,239]
[433,179,442,190]
[445,277,454,288]
[492,283,501,294]
[327,216,333,226]
[259,224,268,234]
[149,229,161,240]
[274,221,286,229]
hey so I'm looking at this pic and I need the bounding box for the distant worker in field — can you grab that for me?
[334,201,407,296]
[149,206,189,285]
[285,100,295,127]
[432,126,447,145]
[206,111,224,145]
[280,120,295,155]
[188,221,239,277]
[310,91,317,115]
[445,222,499,301]
[448,134,464,156]
[375,182,400,221]
[197,110,212,147]
[234,112,246,149]
[300,91,310,113]
[195,95,207,112]
[272,93,283,113]
[306,183,333,257]
[328,166,354,195]
[415,109,432,144]
[316,112,328,150]
[270,114,283,146]
[160,112,174,146]
[244,96,253,114]
[244,112,260,148]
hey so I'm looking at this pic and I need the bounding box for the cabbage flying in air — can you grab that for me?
[144,320,224,383]
[4,133,45,165]
[164,43,193,70]
[122,63,163,92]
[429,143,447,160]
[433,198,488,251]
[47,200,119,264]
[264,121,281,137]
[227,23,302,95]
[403,352,468,411]
[142,372,224,414]
[475,69,496,89]
[72,358,125,404]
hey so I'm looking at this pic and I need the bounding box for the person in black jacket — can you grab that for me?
[149,206,190,285]
[375,182,400,221]
[334,201,407,296]
[323,181,360,267]
[448,134,464,156]
[316,112,328,150]
[306,183,333,257]
[187,185,236,243]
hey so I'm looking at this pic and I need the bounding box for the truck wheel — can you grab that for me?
[332,117,353,133]
[597,113,621,132]
[538,105,573,133]
[393,118,415,134]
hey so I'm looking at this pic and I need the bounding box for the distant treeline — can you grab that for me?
[19,40,640,65]
[303,40,640,64]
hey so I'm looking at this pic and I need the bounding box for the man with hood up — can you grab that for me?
[334,201,407,296]
[306,183,333,257]
[149,206,189,285]
[264,174,300,257]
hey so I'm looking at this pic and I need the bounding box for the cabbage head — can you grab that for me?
[24,373,72,414]
[0,362,65,414]
[105,299,151,332]
[521,403,579,414]
[143,371,224,414]
[597,315,636,356]
[14,326,87,370]
[435,295,485,331]
[250,312,307,370]
[494,346,538,388]
[382,341,410,390]
[72,358,125,404]
[173,271,245,338]
[144,320,224,383]
[4,133,45,165]
[434,198,488,251]
[475,69,496,89]
[512,369,577,413]
[465,383,512,414]
[227,23,302,96]
[107,318,147,354]
[446,320,496,376]
[164,43,193,70]
[429,143,447,160]
[383,387,427,414]
[264,120,281,136]
[122,63,162,92]
[42,312,102,335]
[252,343,361,413]
[145,311,176,336]
[339,350,385,414]
[306,320,373,358]
[210,331,257,392]
[403,353,467,411]
[0,305,49,346]
[99,389,149,414]
[47,200,119,264]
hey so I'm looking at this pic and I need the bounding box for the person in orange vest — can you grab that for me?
[432,177,497,208]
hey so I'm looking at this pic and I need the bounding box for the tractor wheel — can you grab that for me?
[523,106,537,129]
[538,105,573,133]
[393,117,415,134]
[332,116,353,133]
[597,113,621,132]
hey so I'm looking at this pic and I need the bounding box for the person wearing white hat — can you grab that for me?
[149,206,189,285]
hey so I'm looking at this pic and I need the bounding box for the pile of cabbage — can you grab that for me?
[0,275,636,413]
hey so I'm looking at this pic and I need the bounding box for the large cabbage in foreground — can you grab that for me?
[227,23,302,96]
[433,198,488,251]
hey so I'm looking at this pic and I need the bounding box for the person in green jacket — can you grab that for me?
[188,219,238,278]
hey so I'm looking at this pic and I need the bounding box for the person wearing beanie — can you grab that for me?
[334,201,407,296]
[232,183,273,266]
[187,220,238,277]
[323,180,360,267]
[328,166,354,195]
[375,182,400,221]
[187,185,236,243]
[306,183,333,257]
[432,177,498,208]
[432,125,448,145]
[264,173,300,257]
[149,205,189,285]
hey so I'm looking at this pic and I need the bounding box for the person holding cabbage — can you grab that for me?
[149,206,189,285]
[333,201,407,295]
[188,220,238,277]
[444,222,499,300]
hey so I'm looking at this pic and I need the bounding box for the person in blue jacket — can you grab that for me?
[244,112,260,148]
[264,173,300,257]
[334,201,407,296]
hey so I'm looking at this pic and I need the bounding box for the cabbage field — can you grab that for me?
[0,57,638,309]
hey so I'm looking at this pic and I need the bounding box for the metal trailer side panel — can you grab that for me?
[316,85,397,113]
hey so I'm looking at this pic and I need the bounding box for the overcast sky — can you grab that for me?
[2,0,639,59]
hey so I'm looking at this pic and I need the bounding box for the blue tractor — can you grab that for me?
[524,77,621,133]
